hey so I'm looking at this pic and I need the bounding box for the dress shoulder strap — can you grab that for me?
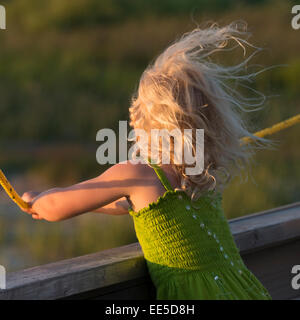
[148,160,173,191]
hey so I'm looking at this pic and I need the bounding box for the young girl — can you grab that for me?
[21,22,272,300]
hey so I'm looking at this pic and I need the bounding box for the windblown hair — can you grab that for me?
[129,21,270,201]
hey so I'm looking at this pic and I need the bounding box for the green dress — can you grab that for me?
[128,164,272,300]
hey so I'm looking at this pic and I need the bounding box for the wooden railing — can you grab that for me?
[1,201,300,300]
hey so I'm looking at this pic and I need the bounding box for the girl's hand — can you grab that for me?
[21,191,43,220]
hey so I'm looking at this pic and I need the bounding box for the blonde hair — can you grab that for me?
[129,21,270,201]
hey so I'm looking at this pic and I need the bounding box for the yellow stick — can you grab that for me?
[240,114,300,145]
[0,169,30,210]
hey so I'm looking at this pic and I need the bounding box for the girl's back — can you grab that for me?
[128,162,272,300]
[125,163,181,212]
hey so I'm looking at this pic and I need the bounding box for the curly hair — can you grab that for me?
[129,21,270,201]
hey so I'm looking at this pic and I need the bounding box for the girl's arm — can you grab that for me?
[91,197,130,215]
[21,162,137,221]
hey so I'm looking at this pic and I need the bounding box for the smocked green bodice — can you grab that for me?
[128,163,272,300]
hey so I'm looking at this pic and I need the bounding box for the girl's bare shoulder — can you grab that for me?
[115,160,156,178]
[107,161,162,193]
[115,161,180,190]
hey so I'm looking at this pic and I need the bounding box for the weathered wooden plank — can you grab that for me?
[62,277,156,300]
[231,201,300,253]
[242,238,300,300]
[0,201,299,300]
[0,243,147,300]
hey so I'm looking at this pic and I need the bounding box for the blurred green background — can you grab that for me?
[0,0,299,272]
